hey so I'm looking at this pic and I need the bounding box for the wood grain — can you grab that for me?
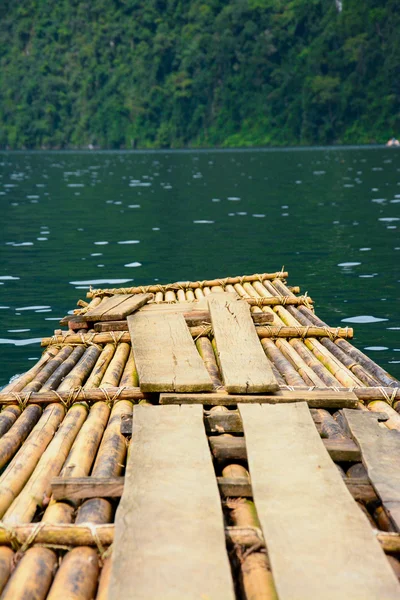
[344,409,400,531]
[239,402,400,600]
[109,404,235,600]
[207,292,278,393]
[128,311,213,392]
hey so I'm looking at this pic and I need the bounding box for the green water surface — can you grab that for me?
[0,147,399,387]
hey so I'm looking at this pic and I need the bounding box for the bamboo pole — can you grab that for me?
[0,404,65,518]
[86,271,289,298]
[3,403,88,525]
[275,339,327,387]
[0,547,14,595]
[288,339,340,387]
[41,325,353,347]
[196,337,223,388]
[76,296,102,315]
[57,346,102,391]
[0,404,42,469]
[276,278,400,388]
[0,405,21,437]
[40,345,86,391]
[0,387,145,405]
[368,401,400,432]
[227,499,277,600]
[96,554,112,600]
[100,342,130,388]
[84,344,115,389]
[313,409,345,439]
[261,339,306,387]
[76,400,132,525]
[1,547,57,600]
[22,346,75,393]
[42,500,75,524]
[43,402,111,520]
[0,523,114,546]
[335,338,400,388]
[304,338,363,388]
[47,547,100,600]
[374,506,396,532]
[185,289,195,301]
[1,348,60,394]
[119,350,139,387]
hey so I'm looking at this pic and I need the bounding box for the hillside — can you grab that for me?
[0,0,399,149]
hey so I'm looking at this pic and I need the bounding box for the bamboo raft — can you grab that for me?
[0,269,400,599]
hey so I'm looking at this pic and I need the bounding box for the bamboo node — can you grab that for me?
[378,387,398,406]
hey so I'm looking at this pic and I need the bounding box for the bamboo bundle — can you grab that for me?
[22,346,74,393]
[275,339,327,387]
[119,350,139,387]
[304,338,363,388]
[3,403,88,525]
[47,547,99,600]
[1,347,60,394]
[261,339,306,387]
[86,271,289,298]
[84,344,115,389]
[40,346,87,392]
[0,404,65,518]
[1,547,57,600]
[288,339,340,387]
[60,402,110,478]
[57,346,102,391]
[76,400,132,525]
[195,337,223,388]
[96,555,112,600]
[0,405,21,437]
[0,547,14,595]
[0,404,42,469]
[100,342,130,388]
[273,278,400,388]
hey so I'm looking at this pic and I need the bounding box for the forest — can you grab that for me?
[0,0,399,149]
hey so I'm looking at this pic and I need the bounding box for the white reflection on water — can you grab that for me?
[341,316,388,323]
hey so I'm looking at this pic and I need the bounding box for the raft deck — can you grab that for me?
[0,270,399,599]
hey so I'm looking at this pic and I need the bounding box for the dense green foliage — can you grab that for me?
[0,0,399,148]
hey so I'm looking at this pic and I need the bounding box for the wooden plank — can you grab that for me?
[100,293,153,321]
[82,294,134,321]
[83,293,152,322]
[160,390,359,408]
[344,409,400,531]
[109,405,235,600]
[208,293,279,393]
[93,310,273,332]
[239,402,400,600]
[128,311,213,392]
[209,434,361,462]
[52,476,124,501]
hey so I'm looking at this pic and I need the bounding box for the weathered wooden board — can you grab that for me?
[207,293,278,393]
[239,402,400,600]
[109,405,235,600]
[83,293,152,321]
[160,390,359,408]
[128,312,213,392]
[344,409,400,531]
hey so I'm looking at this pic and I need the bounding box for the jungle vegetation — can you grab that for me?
[0,0,399,148]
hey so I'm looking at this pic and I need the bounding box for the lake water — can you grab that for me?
[1,147,399,387]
